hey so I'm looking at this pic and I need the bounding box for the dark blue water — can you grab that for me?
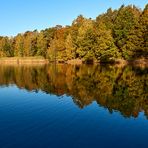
[0,65,148,148]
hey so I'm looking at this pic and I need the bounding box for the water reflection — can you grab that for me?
[0,64,147,118]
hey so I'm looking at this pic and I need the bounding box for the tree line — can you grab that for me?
[0,4,147,63]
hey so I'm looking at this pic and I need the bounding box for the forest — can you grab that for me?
[0,4,147,63]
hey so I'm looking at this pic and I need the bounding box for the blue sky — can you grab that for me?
[0,0,147,36]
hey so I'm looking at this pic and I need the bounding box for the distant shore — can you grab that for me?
[0,57,147,67]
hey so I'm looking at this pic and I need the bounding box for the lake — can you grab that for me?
[0,64,148,148]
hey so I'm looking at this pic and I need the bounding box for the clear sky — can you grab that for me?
[0,0,147,36]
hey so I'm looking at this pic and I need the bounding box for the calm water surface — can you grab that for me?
[0,64,148,148]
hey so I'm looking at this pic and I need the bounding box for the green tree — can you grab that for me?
[65,34,75,60]
[140,4,148,56]
[13,34,24,57]
[76,18,96,62]
[122,6,142,59]
[96,8,118,30]
[113,5,141,58]
[0,37,13,57]
[95,22,120,62]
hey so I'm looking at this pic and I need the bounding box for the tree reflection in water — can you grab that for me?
[0,64,147,118]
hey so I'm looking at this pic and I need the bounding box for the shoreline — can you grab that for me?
[0,57,49,65]
[115,58,148,68]
[66,58,148,68]
[0,57,147,67]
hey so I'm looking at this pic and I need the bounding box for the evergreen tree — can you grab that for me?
[76,19,96,62]
[37,31,48,57]
[122,6,142,59]
[95,22,120,62]
[65,34,75,60]
[113,5,141,57]
[13,34,24,57]
[140,4,148,57]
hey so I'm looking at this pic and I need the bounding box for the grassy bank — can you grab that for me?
[0,57,49,65]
